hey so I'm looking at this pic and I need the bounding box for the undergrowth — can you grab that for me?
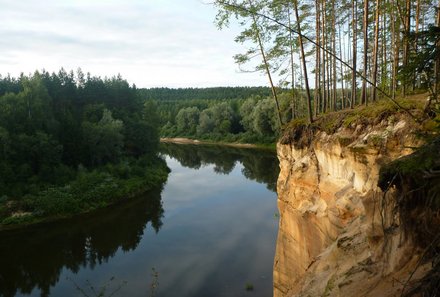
[0,156,170,228]
[378,137,440,296]
[280,96,433,148]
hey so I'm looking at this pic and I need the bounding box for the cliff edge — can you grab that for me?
[274,99,439,297]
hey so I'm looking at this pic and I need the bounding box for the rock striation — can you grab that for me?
[273,114,431,297]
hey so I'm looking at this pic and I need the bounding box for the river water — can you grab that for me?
[0,143,279,297]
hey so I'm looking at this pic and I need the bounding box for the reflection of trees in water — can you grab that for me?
[160,144,203,170]
[160,143,279,191]
[0,187,164,297]
[241,154,279,192]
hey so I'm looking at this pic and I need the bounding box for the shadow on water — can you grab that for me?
[159,143,279,192]
[0,187,164,297]
[0,143,279,297]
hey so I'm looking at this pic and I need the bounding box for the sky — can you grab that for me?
[0,0,270,88]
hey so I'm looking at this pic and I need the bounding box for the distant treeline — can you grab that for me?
[0,69,168,225]
[137,86,292,144]
[138,86,273,101]
[143,87,312,143]
[148,89,309,144]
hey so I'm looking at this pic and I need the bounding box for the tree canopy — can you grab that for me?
[213,0,440,122]
[0,69,168,225]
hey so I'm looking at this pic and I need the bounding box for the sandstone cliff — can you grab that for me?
[273,107,437,297]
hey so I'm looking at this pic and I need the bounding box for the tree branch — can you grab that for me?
[214,0,419,121]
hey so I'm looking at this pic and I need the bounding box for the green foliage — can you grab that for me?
[176,107,200,134]
[197,102,236,135]
[280,96,428,149]
[401,25,440,92]
[341,99,415,128]
[378,136,440,273]
[155,91,286,144]
[379,138,440,185]
[82,109,124,166]
[252,98,280,136]
[0,156,169,224]
[139,86,272,101]
[0,70,169,226]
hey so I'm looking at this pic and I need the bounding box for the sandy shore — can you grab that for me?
[160,137,259,148]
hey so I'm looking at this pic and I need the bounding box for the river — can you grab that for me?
[0,143,279,297]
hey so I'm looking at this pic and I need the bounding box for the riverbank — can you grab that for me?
[160,137,276,150]
[0,142,279,297]
[0,156,170,231]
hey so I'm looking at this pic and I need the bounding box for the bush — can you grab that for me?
[1,156,169,225]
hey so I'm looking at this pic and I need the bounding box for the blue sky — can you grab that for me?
[0,0,269,88]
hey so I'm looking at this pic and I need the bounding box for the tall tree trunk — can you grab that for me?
[351,0,358,108]
[435,0,440,98]
[322,0,328,113]
[361,0,369,105]
[339,24,346,109]
[391,0,399,100]
[413,0,420,89]
[371,0,381,101]
[347,21,353,107]
[314,0,322,116]
[288,6,296,120]
[326,34,331,110]
[293,0,314,123]
[414,0,420,43]
[382,0,388,91]
[332,0,337,111]
[402,0,411,96]
[247,0,283,126]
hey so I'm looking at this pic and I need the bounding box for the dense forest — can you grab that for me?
[1,0,439,225]
[139,86,272,101]
[153,94,287,143]
[144,87,308,144]
[212,0,440,124]
[146,0,440,144]
[0,69,169,226]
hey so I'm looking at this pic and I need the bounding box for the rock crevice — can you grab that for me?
[274,116,430,297]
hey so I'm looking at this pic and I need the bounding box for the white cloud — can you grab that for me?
[0,0,270,87]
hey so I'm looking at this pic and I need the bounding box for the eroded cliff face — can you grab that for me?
[274,115,430,297]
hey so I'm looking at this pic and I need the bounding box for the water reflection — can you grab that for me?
[160,143,279,192]
[0,144,279,297]
[0,187,164,297]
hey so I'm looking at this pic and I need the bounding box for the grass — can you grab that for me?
[280,95,432,148]
[379,137,439,183]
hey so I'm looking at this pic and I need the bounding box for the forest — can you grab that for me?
[138,86,272,101]
[152,90,292,144]
[147,0,440,145]
[0,70,169,226]
[211,0,440,124]
[139,86,302,144]
[1,0,439,226]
